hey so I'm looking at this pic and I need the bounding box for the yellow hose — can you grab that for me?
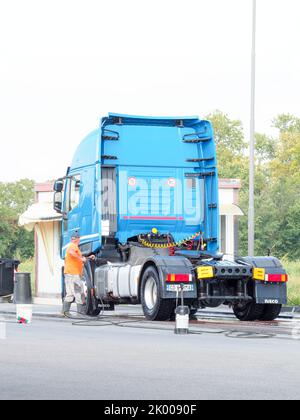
[140,232,202,249]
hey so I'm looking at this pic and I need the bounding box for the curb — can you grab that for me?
[282,307,300,314]
[0,310,63,320]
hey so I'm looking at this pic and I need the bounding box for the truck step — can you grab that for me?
[183,137,211,144]
[102,129,120,141]
[185,171,216,178]
[186,157,214,163]
[101,155,118,160]
[102,136,119,141]
[183,131,211,143]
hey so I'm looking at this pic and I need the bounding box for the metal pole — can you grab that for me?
[248,0,256,256]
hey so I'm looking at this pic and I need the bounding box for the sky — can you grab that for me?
[0,0,299,182]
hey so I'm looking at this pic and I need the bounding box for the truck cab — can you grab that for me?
[54,113,288,322]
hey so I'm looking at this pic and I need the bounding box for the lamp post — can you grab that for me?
[248,0,256,256]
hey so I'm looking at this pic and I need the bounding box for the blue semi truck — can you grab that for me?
[53,113,288,321]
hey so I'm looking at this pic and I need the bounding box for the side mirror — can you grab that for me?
[54,179,64,193]
[54,192,63,213]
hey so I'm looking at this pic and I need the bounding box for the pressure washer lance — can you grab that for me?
[174,284,190,335]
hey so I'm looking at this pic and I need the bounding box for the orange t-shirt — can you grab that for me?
[64,243,84,276]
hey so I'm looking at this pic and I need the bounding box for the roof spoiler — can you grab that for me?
[102,113,202,127]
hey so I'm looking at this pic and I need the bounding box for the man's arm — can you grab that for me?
[69,249,87,263]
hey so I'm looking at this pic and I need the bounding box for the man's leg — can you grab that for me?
[62,275,76,316]
[74,276,87,315]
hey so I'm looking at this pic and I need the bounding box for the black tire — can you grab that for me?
[233,302,265,321]
[189,308,198,321]
[141,266,175,321]
[82,262,101,317]
[260,304,282,321]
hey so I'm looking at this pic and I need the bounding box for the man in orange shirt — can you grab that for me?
[62,232,93,316]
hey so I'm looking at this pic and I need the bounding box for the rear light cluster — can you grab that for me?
[166,274,192,283]
[253,268,288,283]
[265,274,288,283]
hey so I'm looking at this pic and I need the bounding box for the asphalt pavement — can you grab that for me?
[0,310,300,400]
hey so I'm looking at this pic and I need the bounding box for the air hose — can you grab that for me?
[65,311,276,339]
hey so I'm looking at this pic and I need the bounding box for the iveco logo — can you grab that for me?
[265,299,279,304]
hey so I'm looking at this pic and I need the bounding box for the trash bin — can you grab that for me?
[14,273,33,324]
[14,273,33,304]
[0,259,20,297]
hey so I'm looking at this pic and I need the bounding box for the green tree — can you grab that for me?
[0,179,35,260]
[207,110,246,154]
[206,111,248,179]
[247,115,300,259]
[263,115,300,259]
[207,111,300,259]
[273,114,300,134]
[255,133,277,163]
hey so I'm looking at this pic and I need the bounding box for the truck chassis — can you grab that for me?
[81,240,288,322]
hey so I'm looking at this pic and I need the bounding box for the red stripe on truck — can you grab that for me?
[123,216,184,221]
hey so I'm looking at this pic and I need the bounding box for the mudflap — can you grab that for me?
[255,282,287,305]
[238,256,288,305]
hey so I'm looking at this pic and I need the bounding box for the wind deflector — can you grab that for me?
[106,113,200,127]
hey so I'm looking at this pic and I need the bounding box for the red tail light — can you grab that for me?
[166,274,192,283]
[265,274,288,283]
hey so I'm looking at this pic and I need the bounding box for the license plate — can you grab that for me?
[166,284,194,292]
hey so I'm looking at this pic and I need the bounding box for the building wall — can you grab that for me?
[219,188,235,259]
[36,221,63,298]
[35,188,64,298]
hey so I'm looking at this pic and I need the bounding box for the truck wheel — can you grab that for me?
[260,304,282,321]
[233,302,265,321]
[82,262,101,317]
[189,308,198,320]
[141,266,175,321]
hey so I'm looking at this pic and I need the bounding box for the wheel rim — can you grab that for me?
[144,276,158,310]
